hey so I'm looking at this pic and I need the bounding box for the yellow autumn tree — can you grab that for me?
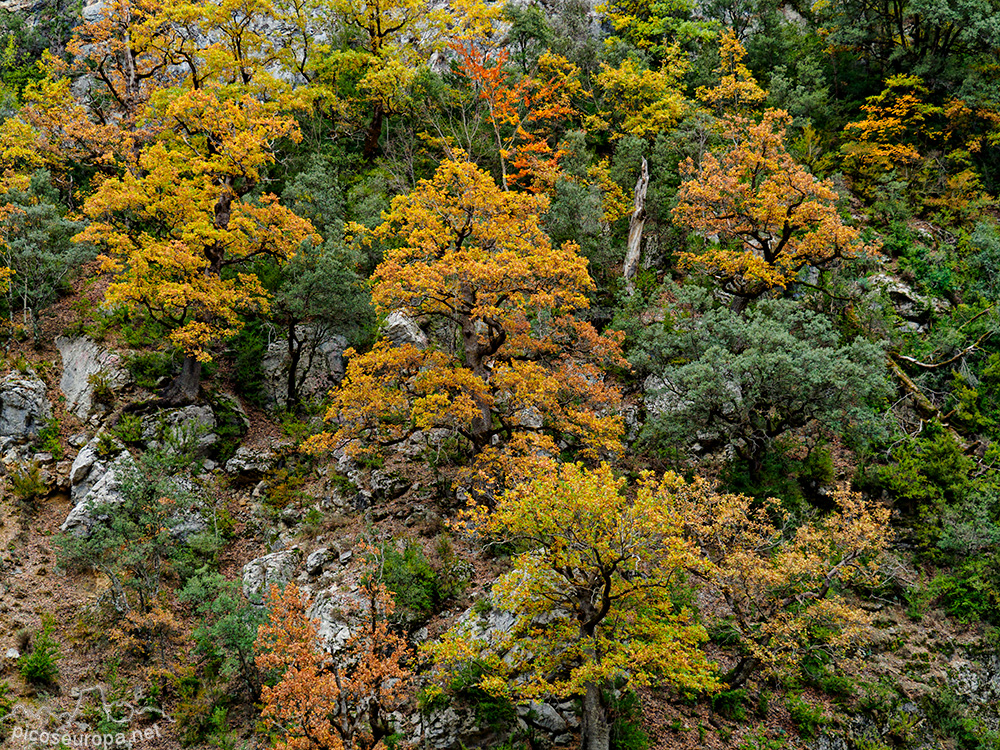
[674,107,873,311]
[75,89,318,401]
[305,158,624,487]
[430,462,719,750]
[673,30,872,310]
[668,479,892,687]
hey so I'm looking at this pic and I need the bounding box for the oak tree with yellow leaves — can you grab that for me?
[669,479,892,687]
[76,89,317,402]
[305,158,625,487]
[430,462,719,750]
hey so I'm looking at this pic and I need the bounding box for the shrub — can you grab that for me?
[785,694,827,739]
[33,418,62,459]
[19,621,61,686]
[9,462,47,503]
[111,413,144,445]
[380,541,441,622]
[125,351,176,389]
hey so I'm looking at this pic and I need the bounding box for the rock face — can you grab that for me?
[61,449,137,534]
[56,336,130,418]
[384,311,429,349]
[262,326,347,409]
[242,549,301,602]
[0,372,51,445]
[140,405,218,455]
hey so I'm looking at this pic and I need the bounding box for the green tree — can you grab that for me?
[636,295,888,482]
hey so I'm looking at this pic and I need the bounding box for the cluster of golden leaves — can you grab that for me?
[305,158,625,475]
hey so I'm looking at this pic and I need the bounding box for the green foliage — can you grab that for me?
[608,689,650,750]
[9,461,47,503]
[0,171,94,335]
[225,319,268,408]
[928,558,1000,624]
[379,540,443,622]
[635,293,888,478]
[921,686,1000,750]
[784,694,827,739]
[33,417,62,459]
[447,660,517,732]
[125,351,177,390]
[19,620,60,686]
[88,372,115,406]
[207,394,248,463]
[876,423,972,511]
[55,448,217,616]
[710,688,748,721]
[178,571,267,701]
[111,413,144,445]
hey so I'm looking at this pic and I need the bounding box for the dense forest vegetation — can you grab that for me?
[1,0,1000,748]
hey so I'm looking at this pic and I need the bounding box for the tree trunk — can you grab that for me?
[363,105,385,160]
[286,321,302,412]
[160,355,202,405]
[623,158,649,296]
[723,655,760,689]
[581,682,611,750]
[730,294,750,314]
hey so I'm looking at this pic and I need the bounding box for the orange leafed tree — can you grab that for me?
[674,32,873,311]
[673,108,873,311]
[305,158,624,484]
[454,44,581,192]
[75,89,318,401]
[255,580,411,750]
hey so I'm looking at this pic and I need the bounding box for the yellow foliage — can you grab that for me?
[306,158,624,479]
[674,108,875,305]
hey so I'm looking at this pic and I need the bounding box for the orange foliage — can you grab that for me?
[453,44,580,192]
[255,581,411,750]
[305,158,624,482]
[674,108,874,308]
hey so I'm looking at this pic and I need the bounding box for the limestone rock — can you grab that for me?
[55,336,130,418]
[0,372,51,443]
[141,405,218,455]
[262,326,347,409]
[225,445,277,476]
[384,311,429,349]
[242,549,301,603]
[61,450,137,534]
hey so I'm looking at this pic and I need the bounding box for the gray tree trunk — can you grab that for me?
[623,157,649,296]
[581,682,611,750]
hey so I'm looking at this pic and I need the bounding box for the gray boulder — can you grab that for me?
[0,372,51,444]
[242,549,301,603]
[55,336,130,418]
[262,326,347,409]
[141,405,218,454]
[225,445,277,476]
[61,450,137,534]
[384,311,429,349]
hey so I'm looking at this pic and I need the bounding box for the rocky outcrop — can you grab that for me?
[140,404,218,455]
[0,372,51,446]
[56,336,130,418]
[384,311,429,349]
[262,326,347,409]
[242,549,301,603]
[61,449,137,534]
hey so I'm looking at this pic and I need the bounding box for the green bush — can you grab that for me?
[448,660,517,732]
[111,413,144,445]
[785,694,826,739]
[9,462,47,503]
[19,621,60,686]
[608,690,649,750]
[33,418,62,459]
[125,351,177,389]
[711,688,748,721]
[380,540,441,622]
